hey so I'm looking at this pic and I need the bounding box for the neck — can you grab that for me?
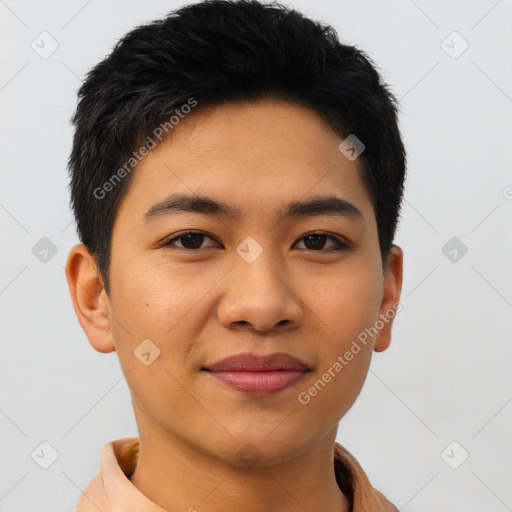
[129,416,350,512]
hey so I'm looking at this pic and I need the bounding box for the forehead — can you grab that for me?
[116,99,374,226]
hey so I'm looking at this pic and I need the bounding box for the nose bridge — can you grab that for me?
[234,234,289,300]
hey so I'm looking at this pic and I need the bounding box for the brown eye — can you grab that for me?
[162,231,219,250]
[295,233,348,251]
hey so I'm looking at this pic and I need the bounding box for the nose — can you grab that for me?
[216,249,304,334]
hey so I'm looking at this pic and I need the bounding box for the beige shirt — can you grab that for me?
[76,437,398,512]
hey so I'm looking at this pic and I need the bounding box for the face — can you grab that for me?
[66,99,403,466]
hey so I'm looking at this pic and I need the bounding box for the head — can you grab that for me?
[66,0,405,465]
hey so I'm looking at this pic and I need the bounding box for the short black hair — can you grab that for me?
[68,0,407,296]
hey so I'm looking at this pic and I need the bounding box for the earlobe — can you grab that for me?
[373,245,404,353]
[65,244,115,353]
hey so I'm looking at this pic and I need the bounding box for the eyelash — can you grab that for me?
[160,230,349,252]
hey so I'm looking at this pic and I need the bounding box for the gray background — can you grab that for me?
[1,0,511,510]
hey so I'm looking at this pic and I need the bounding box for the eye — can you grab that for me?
[160,230,349,252]
[293,233,348,251]
[161,231,220,250]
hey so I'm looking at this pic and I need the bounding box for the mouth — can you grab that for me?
[202,352,311,396]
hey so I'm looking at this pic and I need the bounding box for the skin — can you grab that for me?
[66,99,403,512]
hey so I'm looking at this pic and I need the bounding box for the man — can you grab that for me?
[65,1,405,510]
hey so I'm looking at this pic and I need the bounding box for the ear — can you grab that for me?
[65,244,115,353]
[373,245,403,353]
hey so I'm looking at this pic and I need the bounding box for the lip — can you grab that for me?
[205,352,310,372]
[208,370,308,395]
[203,352,310,396]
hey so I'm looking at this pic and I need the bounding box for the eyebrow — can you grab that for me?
[142,192,365,227]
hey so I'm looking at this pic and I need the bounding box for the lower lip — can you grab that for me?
[207,370,308,395]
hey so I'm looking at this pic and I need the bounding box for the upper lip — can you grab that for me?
[204,352,310,372]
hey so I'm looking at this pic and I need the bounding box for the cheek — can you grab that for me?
[106,264,209,426]
[110,253,210,333]
[108,257,224,381]
[297,264,381,407]
[308,264,382,347]
[296,287,378,424]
